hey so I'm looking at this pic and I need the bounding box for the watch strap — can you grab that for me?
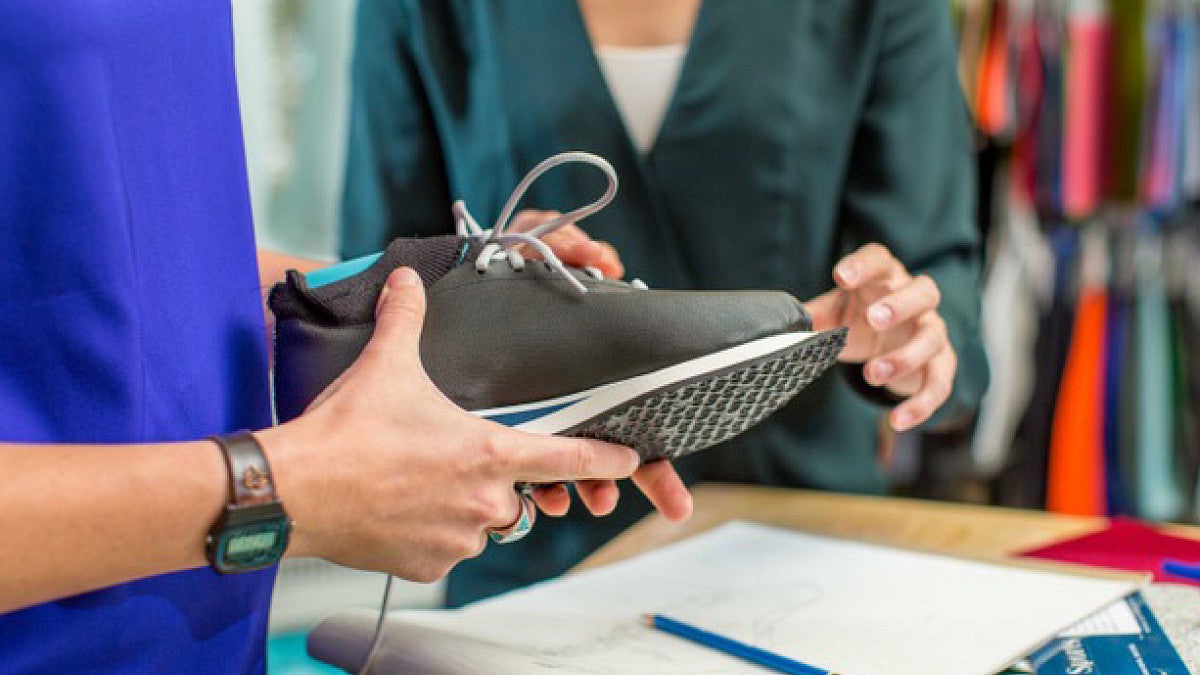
[210,432,277,507]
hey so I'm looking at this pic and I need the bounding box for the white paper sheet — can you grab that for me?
[1057,599,1142,637]
[309,521,1142,675]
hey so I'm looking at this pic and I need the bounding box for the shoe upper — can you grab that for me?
[270,151,813,422]
[270,235,811,421]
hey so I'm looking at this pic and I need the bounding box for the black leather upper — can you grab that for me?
[271,251,811,421]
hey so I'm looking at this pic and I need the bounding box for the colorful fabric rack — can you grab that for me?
[961,0,1200,520]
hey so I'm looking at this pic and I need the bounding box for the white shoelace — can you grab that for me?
[453,151,619,294]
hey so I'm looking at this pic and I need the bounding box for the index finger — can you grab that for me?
[504,431,639,483]
[803,289,846,332]
[866,275,942,331]
[632,461,693,522]
[834,243,907,291]
[891,347,957,431]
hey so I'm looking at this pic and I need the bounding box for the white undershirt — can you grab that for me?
[594,44,688,154]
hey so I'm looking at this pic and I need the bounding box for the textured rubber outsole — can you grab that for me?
[565,327,849,462]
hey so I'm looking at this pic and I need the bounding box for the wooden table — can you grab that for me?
[578,483,1200,574]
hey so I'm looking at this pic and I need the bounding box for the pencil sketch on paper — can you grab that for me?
[308,521,1138,675]
[507,580,827,673]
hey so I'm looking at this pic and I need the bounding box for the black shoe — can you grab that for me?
[270,153,846,462]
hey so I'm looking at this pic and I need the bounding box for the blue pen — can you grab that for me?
[644,614,838,675]
[1161,559,1200,581]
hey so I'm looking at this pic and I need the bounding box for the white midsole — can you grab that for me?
[471,330,819,434]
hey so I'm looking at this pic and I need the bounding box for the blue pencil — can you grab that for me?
[1161,559,1200,581]
[643,613,838,675]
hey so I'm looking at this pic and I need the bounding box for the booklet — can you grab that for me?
[1026,593,1187,673]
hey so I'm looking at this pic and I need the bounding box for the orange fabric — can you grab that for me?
[975,0,1011,136]
[1047,290,1109,515]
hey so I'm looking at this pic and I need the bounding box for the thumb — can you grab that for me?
[370,267,427,363]
[805,289,845,332]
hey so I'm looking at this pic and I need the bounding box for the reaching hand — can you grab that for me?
[805,244,957,432]
[508,209,626,280]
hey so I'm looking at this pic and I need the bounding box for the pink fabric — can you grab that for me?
[1063,14,1111,218]
[1020,518,1200,586]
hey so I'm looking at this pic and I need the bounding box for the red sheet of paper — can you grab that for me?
[1019,517,1200,586]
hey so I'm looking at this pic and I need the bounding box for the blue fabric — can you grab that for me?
[0,2,274,673]
[1103,291,1128,516]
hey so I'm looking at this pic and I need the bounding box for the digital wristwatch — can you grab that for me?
[205,432,291,574]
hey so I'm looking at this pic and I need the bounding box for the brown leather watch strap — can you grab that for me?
[210,432,277,507]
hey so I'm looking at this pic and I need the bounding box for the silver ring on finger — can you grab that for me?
[487,490,536,545]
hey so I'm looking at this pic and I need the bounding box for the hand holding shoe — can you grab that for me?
[259,268,645,582]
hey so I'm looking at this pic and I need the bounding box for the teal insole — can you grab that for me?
[266,633,342,674]
[305,252,383,289]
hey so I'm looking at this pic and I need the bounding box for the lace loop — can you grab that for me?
[454,152,619,294]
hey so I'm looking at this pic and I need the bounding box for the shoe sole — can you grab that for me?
[472,327,848,462]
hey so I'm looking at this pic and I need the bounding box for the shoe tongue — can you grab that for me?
[271,235,481,325]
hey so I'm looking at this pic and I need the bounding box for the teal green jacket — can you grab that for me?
[343,0,988,605]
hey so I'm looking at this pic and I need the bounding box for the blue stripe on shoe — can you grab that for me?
[483,400,577,427]
[306,252,383,288]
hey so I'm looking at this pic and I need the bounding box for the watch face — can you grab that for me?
[213,517,290,573]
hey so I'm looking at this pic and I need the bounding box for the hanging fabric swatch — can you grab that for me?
[1102,231,1132,517]
[1047,227,1109,515]
[1107,0,1148,200]
[1142,12,1185,212]
[1134,235,1183,521]
[1062,0,1110,219]
[958,0,992,125]
[1034,5,1066,217]
[973,202,1045,476]
[1001,226,1079,509]
[1163,230,1200,519]
[1180,8,1200,198]
[1009,0,1043,205]
[977,0,1015,137]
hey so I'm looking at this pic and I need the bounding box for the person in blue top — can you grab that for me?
[0,2,690,672]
